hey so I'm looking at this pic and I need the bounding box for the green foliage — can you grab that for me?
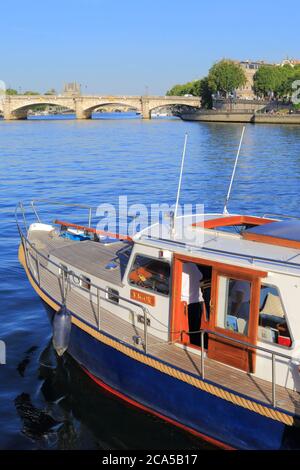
[24,91,40,95]
[207,60,246,97]
[278,72,300,100]
[166,80,200,96]
[166,77,214,108]
[45,88,56,95]
[166,59,300,110]
[199,77,212,108]
[190,80,201,96]
[253,65,296,98]
[6,88,18,95]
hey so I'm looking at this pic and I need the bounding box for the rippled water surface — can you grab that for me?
[1,114,300,449]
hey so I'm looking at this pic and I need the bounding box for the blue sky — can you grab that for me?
[2,0,300,95]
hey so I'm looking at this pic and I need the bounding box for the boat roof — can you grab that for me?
[243,219,300,248]
[133,213,300,277]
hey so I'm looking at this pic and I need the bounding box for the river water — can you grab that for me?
[0,113,300,449]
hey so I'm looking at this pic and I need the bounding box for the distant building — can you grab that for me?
[63,82,81,96]
[235,58,300,100]
[279,58,300,67]
[236,60,273,100]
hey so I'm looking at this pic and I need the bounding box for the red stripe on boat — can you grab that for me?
[81,365,234,450]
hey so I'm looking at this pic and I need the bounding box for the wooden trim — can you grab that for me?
[54,219,132,242]
[170,256,187,343]
[170,253,267,348]
[170,253,264,373]
[208,269,261,373]
[243,231,300,250]
[193,215,275,230]
[173,253,268,279]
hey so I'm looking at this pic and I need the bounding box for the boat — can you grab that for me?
[152,112,169,118]
[15,198,300,450]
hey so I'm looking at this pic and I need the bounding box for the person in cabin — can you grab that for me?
[229,280,251,320]
[181,262,204,346]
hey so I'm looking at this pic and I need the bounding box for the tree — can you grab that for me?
[24,91,40,95]
[199,77,213,108]
[253,65,295,98]
[207,59,246,97]
[45,88,57,95]
[166,80,200,96]
[6,88,18,95]
[278,71,300,101]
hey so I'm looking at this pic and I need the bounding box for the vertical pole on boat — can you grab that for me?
[23,237,29,271]
[36,257,41,286]
[143,308,148,353]
[31,200,41,223]
[20,202,28,233]
[173,133,188,235]
[223,126,246,215]
[201,330,205,379]
[62,269,65,304]
[97,287,101,330]
[272,353,276,407]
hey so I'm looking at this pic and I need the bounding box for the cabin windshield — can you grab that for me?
[128,255,170,296]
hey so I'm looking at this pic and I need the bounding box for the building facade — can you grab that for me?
[236,60,272,99]
[63,82,81,96]
[236,58,300,100]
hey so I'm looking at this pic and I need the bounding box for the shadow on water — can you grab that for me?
[16,346,38,377]
[14,392,63,443]
[14,339,213,450]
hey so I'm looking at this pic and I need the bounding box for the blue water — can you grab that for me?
[1,113,300,449]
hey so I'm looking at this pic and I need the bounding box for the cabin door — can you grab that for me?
[207,269,261,373]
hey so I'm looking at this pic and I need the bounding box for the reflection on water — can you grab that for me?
[14,339,209,450]
[1,116,300,449]
[16,346,38,377]
[14,392,63,445]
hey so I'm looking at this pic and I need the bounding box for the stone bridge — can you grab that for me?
[0,95,201,120]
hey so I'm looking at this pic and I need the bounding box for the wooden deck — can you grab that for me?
[29,230,132,286]
[27,230,300,419]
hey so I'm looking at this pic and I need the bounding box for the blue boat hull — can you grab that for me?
[64,319,300,450]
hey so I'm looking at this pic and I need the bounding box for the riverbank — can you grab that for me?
[180,111,300,125]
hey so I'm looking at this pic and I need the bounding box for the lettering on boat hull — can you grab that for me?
[130,289,156,306]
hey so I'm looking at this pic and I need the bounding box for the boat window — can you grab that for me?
[80,275,91,291]
[217,276,251,335]
[258,284,291,347]
[107,287,119,304]
[128,255,170,296]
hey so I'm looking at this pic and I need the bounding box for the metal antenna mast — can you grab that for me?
[172,133,188,235]
[223,126,246,215]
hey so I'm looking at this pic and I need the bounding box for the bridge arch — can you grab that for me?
[149,102,199,117]
[81,101,141,119]
[8,100,75,119]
